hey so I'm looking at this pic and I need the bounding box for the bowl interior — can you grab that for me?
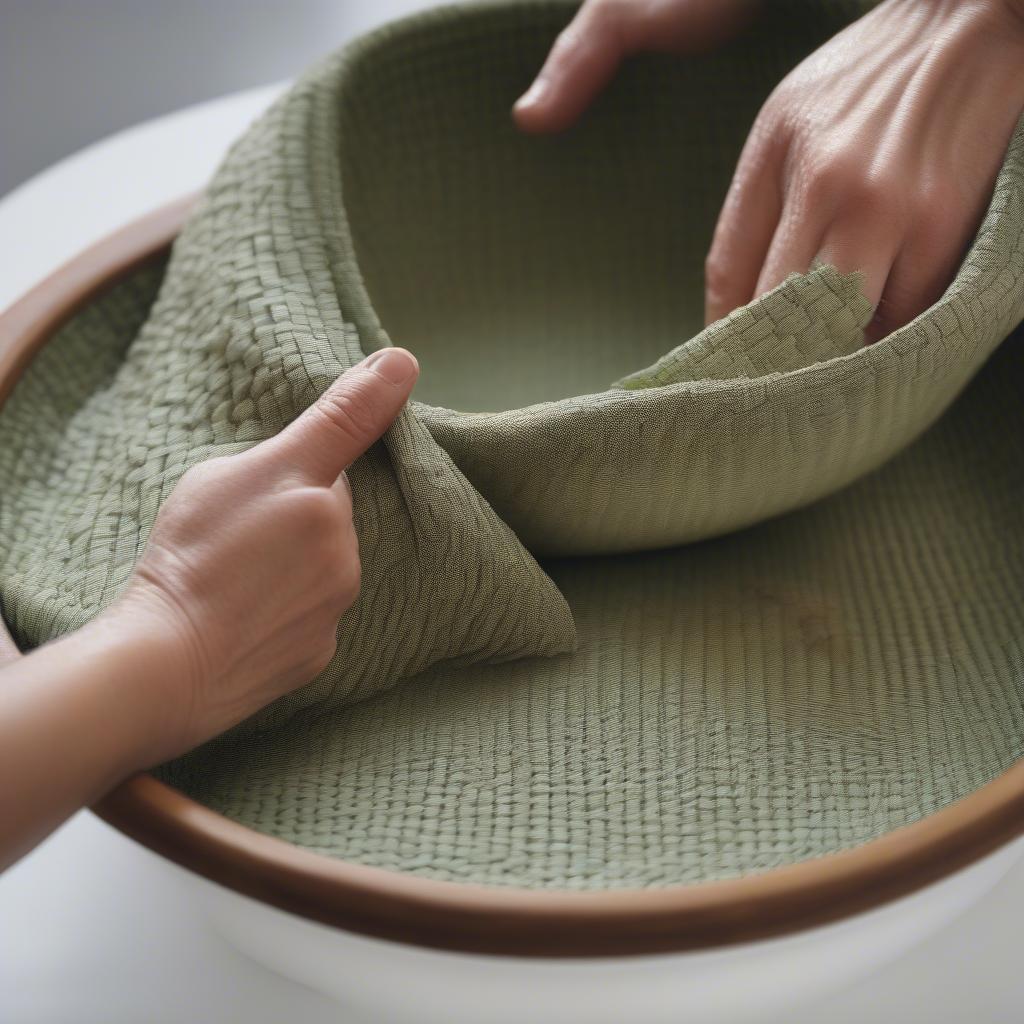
[338,2,845,412]
[3,1,1023,900]
[153,4,1023,890]
[159,327,1024,888]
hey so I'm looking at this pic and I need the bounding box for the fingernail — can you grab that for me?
[515,77,548,111]
[363,348,418,385]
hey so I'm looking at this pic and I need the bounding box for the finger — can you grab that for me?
[704,123,786,324]
[259,348,419,485]
[513,0,643,134]
[815,216,900,310]
[752,194,830,300]
[813,215,903,343]
[867,232,965,344]
[862,182,974,342]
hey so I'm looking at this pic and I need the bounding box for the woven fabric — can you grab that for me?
[2,0,1023,887]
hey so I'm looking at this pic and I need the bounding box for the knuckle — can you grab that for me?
[758,80,800,138]
[741,115,783,172]
[334,556,361,609]
[291,488,342,536]
[181,455,227,489]
[848,174,896,217]
[757,87,789,128]
[199,454,231,474]
[805,152,895,221]
[703,248,731,304]
[313,381,381,450]
[307,530,360,610]
[801,152,855,208]
[332,473,354,518]
[306,637,338,677]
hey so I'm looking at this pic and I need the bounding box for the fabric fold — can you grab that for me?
[0,30,581,734]
[2,0,1023,737]
[615,263,872,388]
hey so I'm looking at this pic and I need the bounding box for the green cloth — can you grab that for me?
[2,0,1023,888]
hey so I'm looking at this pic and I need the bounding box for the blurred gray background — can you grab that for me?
[0,0,429,198]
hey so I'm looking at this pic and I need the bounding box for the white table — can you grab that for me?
[1,78,1022,1024]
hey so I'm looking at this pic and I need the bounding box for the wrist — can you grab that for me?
[76,597,203,770]
[0,606,196,867]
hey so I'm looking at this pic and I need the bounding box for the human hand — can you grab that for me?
[0,349,417,868]
[514,0,1024,341]
[110,347,419,760]
[513,0,757,134]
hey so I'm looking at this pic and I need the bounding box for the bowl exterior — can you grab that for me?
[161,840,1024,1023]
[4,204,1024,960]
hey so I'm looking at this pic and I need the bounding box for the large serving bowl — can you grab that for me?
[2,157,1023,1024]
[3,1,1024,1020]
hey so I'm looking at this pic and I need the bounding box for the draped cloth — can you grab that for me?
[2,1,1023,887]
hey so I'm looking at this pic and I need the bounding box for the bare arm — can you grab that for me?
[0,347,419,871]
[0,615,186,867]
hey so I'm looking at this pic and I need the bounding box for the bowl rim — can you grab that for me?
[2,198,1023,958]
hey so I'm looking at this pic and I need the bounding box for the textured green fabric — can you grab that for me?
[2,0,1024,888]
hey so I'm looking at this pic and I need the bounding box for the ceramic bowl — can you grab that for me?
[2,199,1024,1024]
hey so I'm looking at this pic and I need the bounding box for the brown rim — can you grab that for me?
[2,199,1023,958]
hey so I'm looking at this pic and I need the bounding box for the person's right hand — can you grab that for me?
[110,347,419,760]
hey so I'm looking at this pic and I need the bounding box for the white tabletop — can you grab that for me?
[1,71,1023,1024]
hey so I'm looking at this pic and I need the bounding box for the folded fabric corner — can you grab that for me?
[615,263,872,390]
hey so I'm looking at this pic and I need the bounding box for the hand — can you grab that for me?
[110,346,419,760]
[0,347,418,868]
[514,0,1024,341]
[513,0,757,134]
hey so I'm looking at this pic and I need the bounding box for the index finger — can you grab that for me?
[513,0,636,134]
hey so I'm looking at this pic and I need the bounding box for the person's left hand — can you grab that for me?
[114,348,419,759]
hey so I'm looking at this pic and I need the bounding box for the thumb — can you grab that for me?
[259,348,419,484]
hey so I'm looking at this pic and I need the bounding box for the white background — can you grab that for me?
[0,0,428,198]
[1,4,1023,1021]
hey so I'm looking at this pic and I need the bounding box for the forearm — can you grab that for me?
[0,350,417,873]
[0,615,175,870]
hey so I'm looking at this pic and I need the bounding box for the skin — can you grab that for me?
[515,0,1024,340]
[0,347,418,870]
[4,0,1024,871]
